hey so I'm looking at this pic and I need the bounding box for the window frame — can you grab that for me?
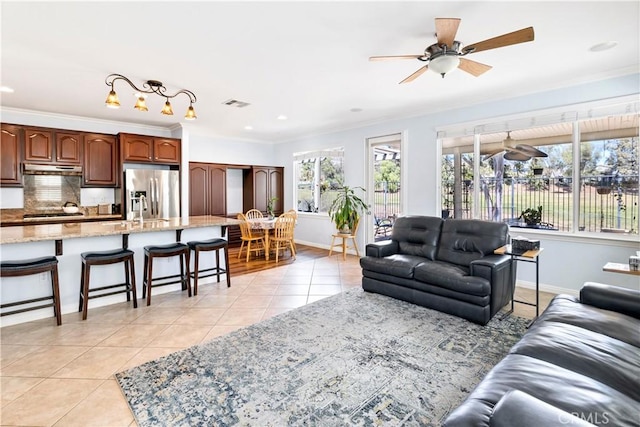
[293,148,344,215]
[437,95,639,239]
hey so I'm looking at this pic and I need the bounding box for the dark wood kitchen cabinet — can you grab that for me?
[55,132,82,164]
[120,133,181,164]
[83,134,118,187]
[1,124,22,186]
[243,166,283,215]
[189,162,226,216]
[23,127,82,165]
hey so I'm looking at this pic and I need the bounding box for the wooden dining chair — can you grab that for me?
[286,209,298,252]
[237,213,266,262]
[329,217,360,260]
[244,209,266,237]
[245,209,264,219]
[270,212,296,263]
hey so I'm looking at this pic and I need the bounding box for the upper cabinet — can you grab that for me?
[243,166,284,215]
[83,134,118,187]
[120,133,181,164]
[1,124,22,186]
[189,163,227,216]
[23,127,82,165]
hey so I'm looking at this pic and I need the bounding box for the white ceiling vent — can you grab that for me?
[222,99,251,108]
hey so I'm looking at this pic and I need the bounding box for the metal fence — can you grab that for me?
[443,174,638,233]
[373,180,401,218]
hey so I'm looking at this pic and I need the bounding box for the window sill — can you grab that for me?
[508,227,639,246]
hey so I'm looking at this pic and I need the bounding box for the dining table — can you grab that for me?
[247,217,277,260]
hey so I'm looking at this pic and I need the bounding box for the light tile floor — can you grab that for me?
[0,255,555,426]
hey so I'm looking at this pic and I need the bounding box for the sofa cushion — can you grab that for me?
[436,219,508,267]
[510,321,640,401]
[413,261,491,296]
[359,254,426,279]
[391,215,443,260]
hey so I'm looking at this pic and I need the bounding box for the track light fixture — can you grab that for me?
[104,73,197,120]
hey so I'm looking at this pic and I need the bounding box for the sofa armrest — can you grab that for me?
[580,282,640,319]
[365,240,399,258]
[469,255,511,277]
[490,390,596,427]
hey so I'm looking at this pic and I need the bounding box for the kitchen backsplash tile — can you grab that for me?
[23,175,81,213]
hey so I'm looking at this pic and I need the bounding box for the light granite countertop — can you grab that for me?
[0,216,240,245]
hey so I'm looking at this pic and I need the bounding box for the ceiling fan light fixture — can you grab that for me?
[429,54,460,77]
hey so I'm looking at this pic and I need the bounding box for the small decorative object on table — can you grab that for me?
[266,197,278,219]
[511,236,540,252]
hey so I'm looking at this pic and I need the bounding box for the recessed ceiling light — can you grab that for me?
[350,108,363,113]
[277,114,287,120]
[0,86,15,93]
[244,125,253,130]
[589,41,618,52]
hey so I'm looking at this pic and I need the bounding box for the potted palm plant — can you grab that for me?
[328,186,369,234]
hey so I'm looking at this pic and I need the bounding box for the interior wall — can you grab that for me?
[273,73,640,294]
[226,169,244,215]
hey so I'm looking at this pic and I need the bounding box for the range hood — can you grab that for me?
[23,163,83,175]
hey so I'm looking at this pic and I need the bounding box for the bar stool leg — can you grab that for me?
[51,263,62,326]
[215,249,221,283]
[193,247,200,296]
[224,245,231,288]
[124,259,131,302]
[146,255,154,306]
[81,262,91,320]
[184,251,192,297]
[128,256,138,308]
[79,262,86,312]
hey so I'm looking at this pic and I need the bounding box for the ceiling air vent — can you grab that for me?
[222,99,251,108]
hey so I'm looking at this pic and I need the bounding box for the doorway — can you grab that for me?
[366,133,403,243]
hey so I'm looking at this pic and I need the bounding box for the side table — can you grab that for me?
[603,262,640,276]
[494,244,543,327]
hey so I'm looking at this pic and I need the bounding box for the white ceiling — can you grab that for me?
[1,1,638,143]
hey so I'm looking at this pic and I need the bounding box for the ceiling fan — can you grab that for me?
[484,131,548,162]
[369,18,534,83]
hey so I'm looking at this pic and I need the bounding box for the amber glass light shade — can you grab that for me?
[105,90,120,108]
[161,100,174,115]
[184,105,197,120]
[134,96,148,111]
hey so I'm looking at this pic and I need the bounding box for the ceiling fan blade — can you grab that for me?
[399,66,428,84]
[435,18,461,48]
[462,27,534,54]
[504,150,531,161]
[369,55,422,61]
[458,58,492,77]
[515,144,548,158]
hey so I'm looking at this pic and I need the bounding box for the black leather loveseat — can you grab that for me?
[360,215,513,325]
[443,282,640,427]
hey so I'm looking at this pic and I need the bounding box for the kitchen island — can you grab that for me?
[0,215,240,327]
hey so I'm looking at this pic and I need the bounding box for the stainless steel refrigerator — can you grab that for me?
[123,167,180,220]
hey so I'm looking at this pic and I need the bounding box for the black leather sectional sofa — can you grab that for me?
[360,215,513,325]
[443,282,640,427]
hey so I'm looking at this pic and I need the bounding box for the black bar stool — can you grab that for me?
[79,248,137,320]
[187,238,231,295]
[1,256,62,325]
[142,243,191,306]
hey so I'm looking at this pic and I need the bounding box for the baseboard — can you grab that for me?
[516,280,579,297]
[294,239,358,255]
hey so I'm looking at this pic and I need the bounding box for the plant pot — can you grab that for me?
[596,187,612,195]
[533,168,544,176]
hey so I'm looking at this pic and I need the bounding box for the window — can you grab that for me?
[440,100,639,235]
[294,148,344,213]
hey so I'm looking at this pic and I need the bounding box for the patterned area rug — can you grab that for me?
[116,289,528,426]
